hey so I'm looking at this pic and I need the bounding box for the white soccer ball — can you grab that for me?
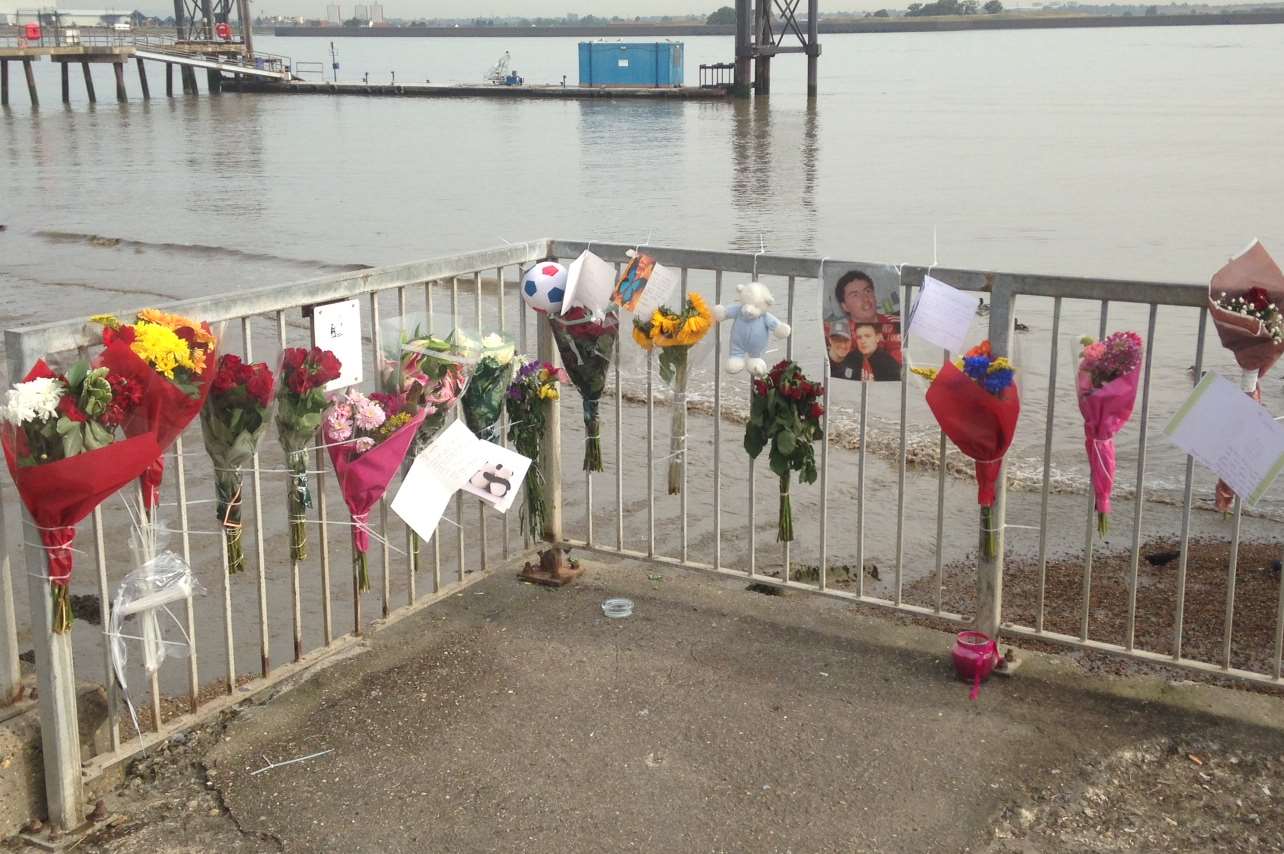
[520,261,568,313]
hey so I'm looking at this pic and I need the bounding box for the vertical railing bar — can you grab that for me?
[92,508,120,751]
[615,297,624,553]
[1124,303,1158,651]
[1173,307,1206,661]
[712,269,723,572]
[1035,298,1062,632]
[474,270,489,573]
[398,285,416,604]
[497,267,512,562]
[934,349,952,614]
[1273,540,1284,680]
[784,275,796,361]
[426,281,442,592]
[680,267,689,564]
[1223,497,1243,671]
[217,510,235,695]
[856,379,868,598]
[893,281,911,606]
[818,369,830,591]
[474,270,483,332]
[370,291,392,619]
[0,485,17,709]
[646,351,655,556]
[453,277,465,583]
[270,312,304,661]
[257,316,276,675]
[171,434,199,714]
[1080,301,1109,642]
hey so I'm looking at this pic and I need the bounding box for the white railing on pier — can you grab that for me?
[1,239,1281,832]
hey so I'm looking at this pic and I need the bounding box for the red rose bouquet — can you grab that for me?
[744,361,825,542]
[275,347,342,561]
[200,354,276,574]
[1208,241,1284,510]
[2,360,157,631]
[549,307,619,472]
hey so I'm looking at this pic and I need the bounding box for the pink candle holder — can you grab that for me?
[952,631,999,700]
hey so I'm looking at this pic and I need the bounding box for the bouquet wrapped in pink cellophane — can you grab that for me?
[1076,332,1142,538]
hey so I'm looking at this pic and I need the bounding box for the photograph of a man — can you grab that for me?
[820,264,903,382]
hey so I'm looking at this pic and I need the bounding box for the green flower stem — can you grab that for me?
[667,355,689,496]
[778,474,793,543]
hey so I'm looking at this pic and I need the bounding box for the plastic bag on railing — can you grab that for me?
[109,516,205,736]
[381,316,475,450]
[456,330,516,442]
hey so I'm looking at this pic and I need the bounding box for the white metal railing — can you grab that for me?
[2,238,1282,832]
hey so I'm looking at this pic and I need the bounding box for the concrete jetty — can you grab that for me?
[222,77,731,100]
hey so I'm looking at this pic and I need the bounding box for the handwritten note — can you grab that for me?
[633,262,681,318]
[311,298,363,391]
[1164,372,1284,507]
[563,250,616,315]
[906,275,977,354]
[391,421,489,541]
[461,441,532,514]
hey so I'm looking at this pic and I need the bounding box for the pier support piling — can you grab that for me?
[82,62,96,103]
[807,0,819,98]
[137,58,150,99]
[182,66,198,95]
[113,62,127,102]
[22,59,37,106]
[206,68,222,94]
[733,0,751,98]
[166,62,173,96]
[1,60,9,107]
[60,62,69,103]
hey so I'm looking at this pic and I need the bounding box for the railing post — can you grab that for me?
[6,335,85,830]
[0,480,21,705]
[536,310,563,543]
[977,282,1015,639]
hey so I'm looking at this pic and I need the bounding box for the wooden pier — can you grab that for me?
[222,77,731,101]
[0,36,290,105]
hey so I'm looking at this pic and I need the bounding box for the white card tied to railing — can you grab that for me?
[1164,372,1284,507]
[311,297,363,391]
[391,420,533,540]
[905,275,977,355]
[563,250,616,316]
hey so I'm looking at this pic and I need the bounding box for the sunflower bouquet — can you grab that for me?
[632,293,714,494]
[92,309,217,510]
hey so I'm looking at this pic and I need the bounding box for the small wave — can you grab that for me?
[35,230,370,273]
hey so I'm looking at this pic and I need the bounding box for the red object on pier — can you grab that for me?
[215,22,231,39]
[24,23,41,41]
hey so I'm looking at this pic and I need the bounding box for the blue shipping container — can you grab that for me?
[578,42,684,88]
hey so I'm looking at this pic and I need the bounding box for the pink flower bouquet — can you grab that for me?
[1077,332,1143,538]
[323,390,426,592]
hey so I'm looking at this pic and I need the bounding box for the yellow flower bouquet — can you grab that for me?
[633,293,714,495]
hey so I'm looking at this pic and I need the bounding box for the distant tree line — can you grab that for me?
[904,0,1004,16]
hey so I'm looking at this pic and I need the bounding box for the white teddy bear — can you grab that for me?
[712,281,793,376]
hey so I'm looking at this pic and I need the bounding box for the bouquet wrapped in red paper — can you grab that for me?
[1077,332,1143,537]
[1208,241,1284,511]
[275,347,343,562]
[922,341,1020,559]
[322,390,426,591]
[92,309,217,510]
[200,355,275,574]
[1,360,158,631]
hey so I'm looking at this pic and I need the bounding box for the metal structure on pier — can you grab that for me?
[734,0,821,97]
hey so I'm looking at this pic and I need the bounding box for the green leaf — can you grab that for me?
[60,425,84,458]
[65,361,88,390]
[775,430,796,456]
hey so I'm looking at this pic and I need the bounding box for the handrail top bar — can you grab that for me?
[549,239,1209,308]
[4,240,551,371]
[7,236,1212,369]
